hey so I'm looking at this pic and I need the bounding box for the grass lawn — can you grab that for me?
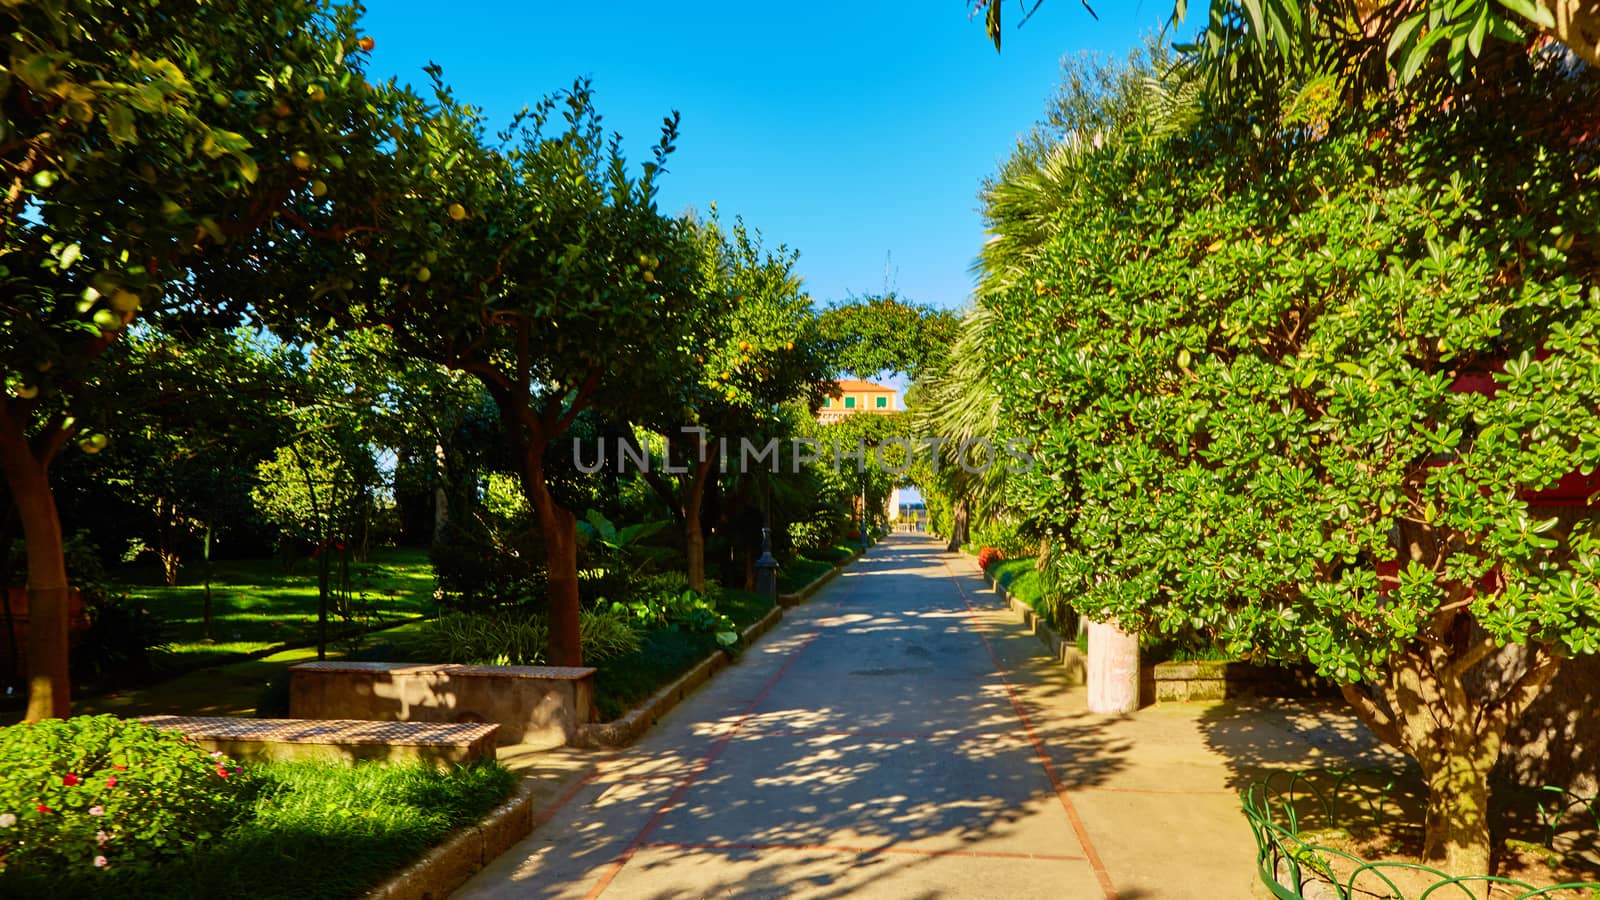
[0,759,515,900]
[592,587,775,721]
[54,619,437,724]
[58,563,777,728]
[777,556,833,594]
[113,547,435,669]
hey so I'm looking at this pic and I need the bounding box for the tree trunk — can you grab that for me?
[683,452,715,593]
[0,420,71,721]
[201,523,214,641]
[523,451,582,667]
[1339,642,1563,885]
[433,442,450,545]
[945,500,969,553]
[1420,741,1496,879]
[155,496,184,586]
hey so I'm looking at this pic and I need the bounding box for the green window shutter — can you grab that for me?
[845,396,857,409]
[875,396,888,408]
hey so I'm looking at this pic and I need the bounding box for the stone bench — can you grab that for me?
[137,715,499,766]
[288,661,597,748]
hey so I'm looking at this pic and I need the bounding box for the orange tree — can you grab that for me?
[646,215,832,591]
[242,75,725,666]
[0,0,381,719]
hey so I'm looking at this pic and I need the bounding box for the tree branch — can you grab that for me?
[1484,647,1563,735]
[1340,681,1405,750]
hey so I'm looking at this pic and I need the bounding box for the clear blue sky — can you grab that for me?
[359,2,1180,311]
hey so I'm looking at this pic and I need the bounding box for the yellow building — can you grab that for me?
[817,379,897,424]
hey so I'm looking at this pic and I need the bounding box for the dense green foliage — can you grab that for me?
[419,604,642,666]
[0,717,253,876]
[0,758,513,900]
[967,24,1600,872]
[818,294,959,380]
[592,587,774,720]
[990,83,1600,677]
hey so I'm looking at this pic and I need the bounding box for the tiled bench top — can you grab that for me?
[138,715,500,747]
[289,661,597,680]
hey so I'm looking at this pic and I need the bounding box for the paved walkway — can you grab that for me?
[459,534,1396,899]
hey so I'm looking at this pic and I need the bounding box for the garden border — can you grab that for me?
[572,604,784,749]
[982,568,1087,685]
[363,765,594,900]
[778,558,848,607]
[576,549,864,748]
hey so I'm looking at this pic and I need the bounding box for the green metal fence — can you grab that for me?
[1243,769,1600,899]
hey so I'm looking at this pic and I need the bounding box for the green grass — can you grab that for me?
[113,548,436,668]
[990,557,1085,638]
[64,568,775,728]
[799,543,858,565]
[990,558,1046,612]
[0,759,515,900]
[778,557,833,594]
[592,587,775,721]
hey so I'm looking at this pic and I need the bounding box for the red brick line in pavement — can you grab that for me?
[640,839,1087,863]
[941,556,1123,900]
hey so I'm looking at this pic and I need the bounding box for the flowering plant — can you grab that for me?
[0,716,253,876]
[976,546,1004,572]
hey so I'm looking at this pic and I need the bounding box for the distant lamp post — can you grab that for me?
[755,527,779,601]
[859,475,869,552]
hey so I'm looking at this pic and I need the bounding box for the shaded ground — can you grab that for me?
[458,534,1397,899]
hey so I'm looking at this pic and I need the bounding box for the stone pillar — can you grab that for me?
[1087,620,1140,714]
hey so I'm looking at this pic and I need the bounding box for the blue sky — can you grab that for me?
[359,2,1180,312]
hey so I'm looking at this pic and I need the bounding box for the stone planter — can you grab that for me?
[1141,659,1334,704]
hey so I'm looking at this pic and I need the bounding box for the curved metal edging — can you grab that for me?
[1243,769,1600,900]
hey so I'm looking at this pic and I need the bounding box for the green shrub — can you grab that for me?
[0,716,253,876]
[971,519,1033,559]
[777,557,833,594]
[800,544,855,565]
[603,580,738,648]
[428,522,543,612]
[71,593,172,690]
[420,604,641,666]
[0,759,514,899]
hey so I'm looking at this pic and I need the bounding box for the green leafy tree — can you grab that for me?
[646,215,832,591]
[0,0,381,719]
[973,0,1600,73]
[817,294,958,381]
[249,76,725,667]
[984,46,1599,877]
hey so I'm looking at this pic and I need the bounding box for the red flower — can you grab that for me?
[36,804,50,814]
[215,766,229,778]
[63,773,80,787]
[106,776,118,788]
[334,542,347,552]
[112,765,127,771]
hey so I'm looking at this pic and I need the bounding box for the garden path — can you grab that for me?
[460,534,1396,899]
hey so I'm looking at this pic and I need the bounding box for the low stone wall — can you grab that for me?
[289,661,595,749]
[1142,660,1336,704]
[778,562,846,608]
[575,604,784,749]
